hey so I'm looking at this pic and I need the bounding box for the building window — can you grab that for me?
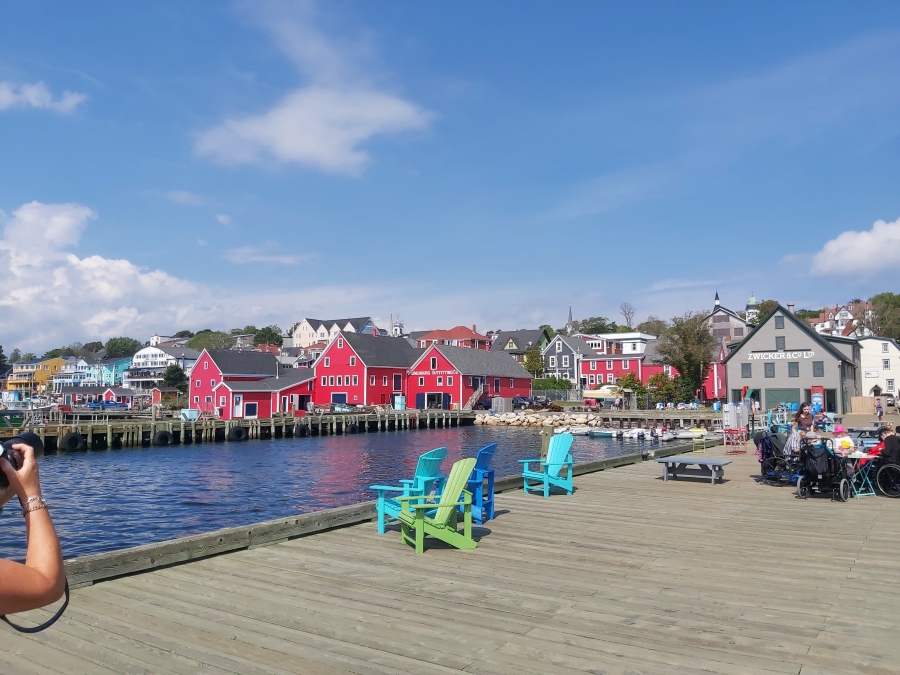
[321,376,327,386]
[418,376,424,386]
[556,341,562,353]
[349,356,356,366]
[631,343,637,352]
[352,375,358,386]
[607,374,614,383]
[204,362,208,370]
[622,360,629,369]
[329,376,335,386]
[562,355,569,367]
[383,375,388,386]
[337,376,342,386]
[884,359,891,370]
[589,375,595,384]
[664,365,671,376]
[494,378,500,392]
[607,360,613,370]
[468,377,473,387]
[205,396,212,403]
[813,361,824,377]
[245,402,258,418]
[734,328,744,337]
[437,376,443,385]
[337,338,343,349]
[764,363,775,378]
[775,336,785,350]
[883,342,890,353]
[195,379,201,387]
[370,375,375,386]
[774,315,784,329]
[590,361,596,371]
[430,357,438,370]
[549,356,557,367]
[220,396,226,406]
[788,362,799,377]
[510,379,514,388]
[210,379,215,387]
[888,379,895,392]
[447,376,453,386]
[193,395,199,403]
[324,357,330,367]
[741,363,751,378]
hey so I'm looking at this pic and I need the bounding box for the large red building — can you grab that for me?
[408,344,533,410]
[313,332,421,406]
[189,349,314,419]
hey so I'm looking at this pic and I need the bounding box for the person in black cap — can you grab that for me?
[875,426,900,465]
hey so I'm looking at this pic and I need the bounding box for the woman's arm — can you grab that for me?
[0,443,65,615]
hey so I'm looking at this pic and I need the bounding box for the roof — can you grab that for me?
[340,332,422,368]
[107,387,135,396]
[430,345,532,378]
[158,346,201,360]
[206,349,280,376]
[217,369,316,392]
[417,326,489,342]
[152,386,181,393]
[58,386,109,394]
[408,331,432,340]
[545,335,598,355]
[304,317,372,332]
[723,304,853,365]
[489,329,548,354]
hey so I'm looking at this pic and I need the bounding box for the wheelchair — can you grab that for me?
[796,438,852,502]
[757,429,800,487]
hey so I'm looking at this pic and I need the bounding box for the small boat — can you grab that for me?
[659,432,676,442]
[674,428,708,439]
[622,428,646,439]
[588,429,616,438]
[555,425,590,436]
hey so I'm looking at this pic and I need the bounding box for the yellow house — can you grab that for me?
[6,357,70,396]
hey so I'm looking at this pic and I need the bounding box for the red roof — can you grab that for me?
[418,325,488,341]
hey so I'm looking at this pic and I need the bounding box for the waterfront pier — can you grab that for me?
[5,444,897,674]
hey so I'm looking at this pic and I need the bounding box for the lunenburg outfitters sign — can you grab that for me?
[745,351,815,361]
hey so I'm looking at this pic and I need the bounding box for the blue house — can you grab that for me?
[91,356,133,387]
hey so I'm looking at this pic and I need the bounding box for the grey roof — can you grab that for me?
[206,349,280,376]
[108,387,136,396]
[306,317,372,332]
[490,329,548,354]
[433,345,532,379]
[342,332,422,368]
[408,330,433,340]
[220,369,315,392]
[158,346,201,360]
[547,335,598,356]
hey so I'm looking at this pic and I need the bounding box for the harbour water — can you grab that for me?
[0,427,645,559]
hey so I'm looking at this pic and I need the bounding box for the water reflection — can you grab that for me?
[0,427,640,559]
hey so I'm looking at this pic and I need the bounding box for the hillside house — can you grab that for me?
[124,347,200,393]
[292,317,379,348]
[489,328,552,363]
[313,332,421,406]
[415,326,491,350]
[807,301,874,338]
[408,345,532,410]
[542,335,597,383]
[705,293,752,343]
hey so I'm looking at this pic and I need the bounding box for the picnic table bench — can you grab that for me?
[656,456,732,485]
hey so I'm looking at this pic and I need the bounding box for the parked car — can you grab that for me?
[512,396,535,410]
[885,395,896,407]
[473,396,496,410]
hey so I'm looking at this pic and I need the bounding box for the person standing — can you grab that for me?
[876,398,884,422]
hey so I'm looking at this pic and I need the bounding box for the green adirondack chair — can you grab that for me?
[396,457,477,554]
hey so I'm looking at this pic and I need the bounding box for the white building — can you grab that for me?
[705,293,752,343]
[583,332,657,355]
[123,346,200,393]
[807,302,874,338]
[857,337,900,397]
[291,317,379,348]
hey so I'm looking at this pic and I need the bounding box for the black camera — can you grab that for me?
[0,432,44,488]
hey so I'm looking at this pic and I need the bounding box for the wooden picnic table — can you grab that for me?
[656,455,732,485]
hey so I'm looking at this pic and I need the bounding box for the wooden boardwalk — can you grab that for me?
[3,446,898,674]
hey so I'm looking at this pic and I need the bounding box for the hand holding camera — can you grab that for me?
[0,432,45,506]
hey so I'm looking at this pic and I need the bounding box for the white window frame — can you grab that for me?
[607,373,614,383]
[606,360,613,370]
[204,362,208,370]
[430,357,438,370]
[494,378,500,392]
[884,359,891,371]
[622,360,629,369]
[321,376,327,386]
[337,338,343,349]
[193,395,199,403]
[210,379,215,387]
[884,343,890,353]
[562,355,569,367]
[589,375,595,384]
[337,376,342,386]
[383,375,388,386]
[447,376,453,386]
[220,396,226,406]
[204,395,212,403]
[352,375,358,386]
[324,357,330,367]
[195,379,201,387]
[329,376,335,386]
[418,376,424,386]
[590,361,596,371]
[509,379,514,388]
[467,376,473,387]
[437,376,443,385]
[349,356,356,366]
[549,356,557,367]
[888,379,895,392]
[370,375,375,385]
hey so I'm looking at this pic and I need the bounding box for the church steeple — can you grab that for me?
[566,305,574,335]
[714,291,721,307]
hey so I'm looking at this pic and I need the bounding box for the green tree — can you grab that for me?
[105,337,143,358]
[9,348,21,363]
[794,308,820,321]
[576,316,619,334]
[21,352,36,361]
[637,316,669,337]
[253,325,283,346]
[174,330,195,339]
[756,300,779,322]
[539,324,556,339]
[42,348,65,359]
[231,325,259,336]
[186,331,236,350]
[870,293,900,340]
[523,346,543,377]
[674,375,695,403]
[83,341,104,353]
[163,363,188,394]
[0,345,6,367]
[615,372,648,409]
[532,376,572,391]
[646,372,676,403]
[655,311,717,396]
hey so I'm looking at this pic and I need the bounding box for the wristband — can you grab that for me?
[21,497,47,516]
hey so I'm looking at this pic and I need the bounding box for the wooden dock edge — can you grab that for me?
[64,439,721,588]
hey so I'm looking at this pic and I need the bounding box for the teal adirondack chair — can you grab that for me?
[465,443,497,525]
[397,457,478,554]
[370,447,447,534]
[519,433,574,497]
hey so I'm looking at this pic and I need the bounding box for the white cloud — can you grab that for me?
[810,217,900,277]
[0,81,86,114]
[215,214,231,225]
[166,190,206,206]
[195,2,432,175]
[223,242,312,265]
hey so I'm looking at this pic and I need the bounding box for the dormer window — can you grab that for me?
[556,341,562,353]
[337,338,343,349]
[430,357,438,370]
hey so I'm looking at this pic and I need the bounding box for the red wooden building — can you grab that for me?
[189,349,314,419]
[313,332,421,406]
[407,344,533,410]
[415,325,491,350]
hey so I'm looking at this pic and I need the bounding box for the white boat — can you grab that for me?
[622,428,647,439]
[555,425,590,436]
[659,432,676,442]
[674,428,708,439]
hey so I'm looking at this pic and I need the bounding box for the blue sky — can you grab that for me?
[2,1,900,350]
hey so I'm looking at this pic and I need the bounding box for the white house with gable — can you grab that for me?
[857,337,900,397]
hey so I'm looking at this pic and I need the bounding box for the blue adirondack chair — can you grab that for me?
[519,433,574,497]
[370,447,447,534]
[465,443,497,524]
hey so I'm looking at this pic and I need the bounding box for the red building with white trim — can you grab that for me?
[415,325,491,350]
[313,332,421,406]
[408,344,533,409]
